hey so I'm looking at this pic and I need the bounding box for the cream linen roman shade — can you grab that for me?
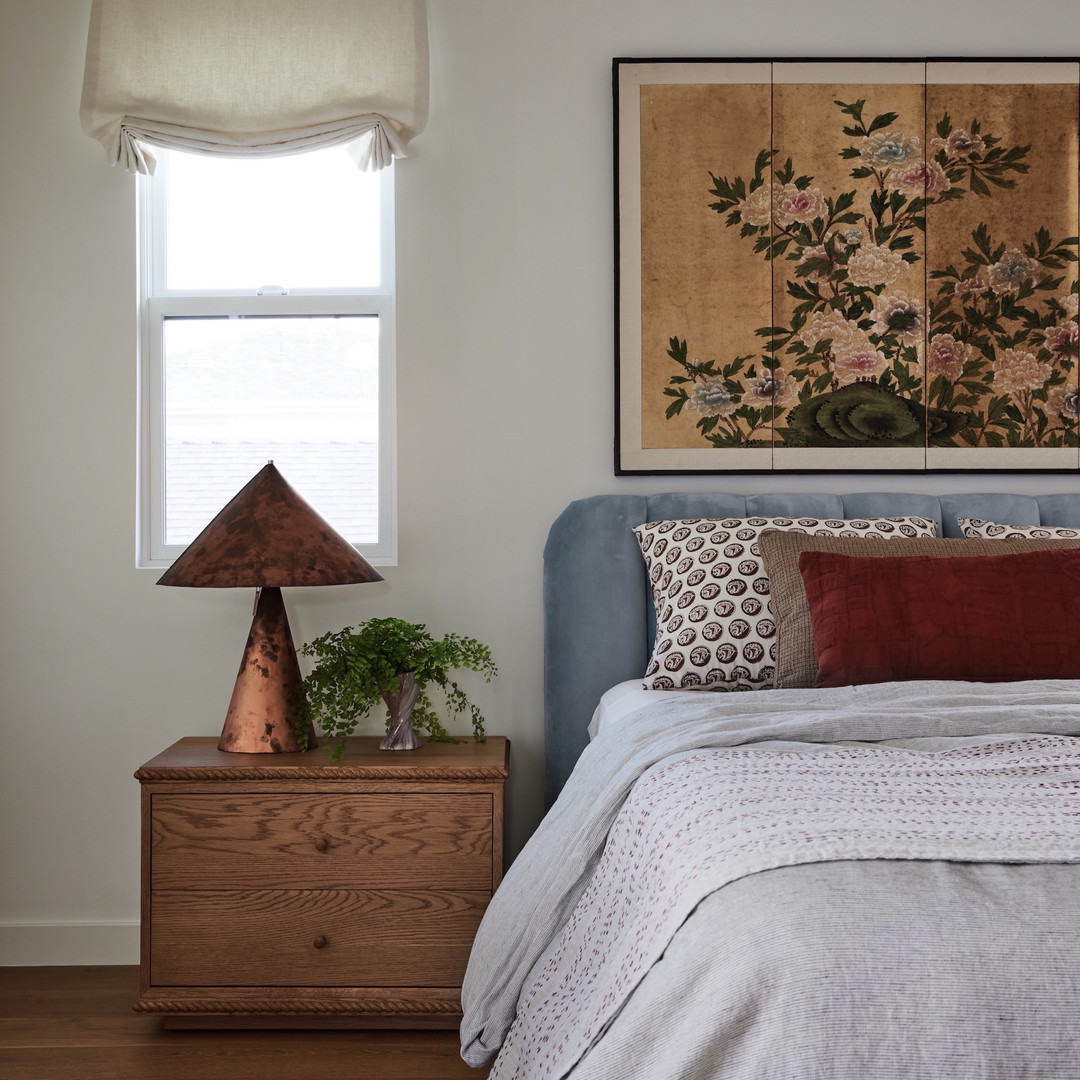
[80,0,428,172]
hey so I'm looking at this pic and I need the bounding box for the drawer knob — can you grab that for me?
[313,935,328,950]
[313,838,329,852]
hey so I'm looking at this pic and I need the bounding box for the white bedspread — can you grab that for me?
[460,680,1080,1077]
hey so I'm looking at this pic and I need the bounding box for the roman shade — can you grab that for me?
[80,0,428,173]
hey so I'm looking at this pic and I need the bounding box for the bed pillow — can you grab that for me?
[633,515,937,691]
[759,531,1080,689]
[797,546,1080,687]
[959,517,1080,540]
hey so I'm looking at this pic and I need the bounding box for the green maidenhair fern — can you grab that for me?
[297,617,496,759]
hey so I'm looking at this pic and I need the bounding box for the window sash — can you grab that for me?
[136,163,397,569]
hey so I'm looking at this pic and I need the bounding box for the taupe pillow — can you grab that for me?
[758,531,1080,689]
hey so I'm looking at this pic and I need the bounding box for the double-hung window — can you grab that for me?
[137,147,395,568]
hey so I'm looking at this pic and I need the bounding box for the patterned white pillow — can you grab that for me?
[634,515,938,691]
[959,517,1080,540]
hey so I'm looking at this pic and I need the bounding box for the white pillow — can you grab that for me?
[959,517,1080,540]
[633,515,938,692]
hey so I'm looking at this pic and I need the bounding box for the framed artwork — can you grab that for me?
[615,58,1079,473]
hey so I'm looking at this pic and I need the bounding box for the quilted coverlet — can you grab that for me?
[460,680,1080,1078]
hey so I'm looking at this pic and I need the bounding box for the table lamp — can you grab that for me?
[157,461,383,753]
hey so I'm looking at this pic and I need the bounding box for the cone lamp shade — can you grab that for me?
[157,463,383,753]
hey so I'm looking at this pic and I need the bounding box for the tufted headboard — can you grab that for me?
[543,491,1080,806]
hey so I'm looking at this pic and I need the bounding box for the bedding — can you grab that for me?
[633,515,937,692]
[587,680,695,738]
[758,531,1080,690]
[959,517,1080,539]
[800,546,1080,686]
[461,680,1080,1078]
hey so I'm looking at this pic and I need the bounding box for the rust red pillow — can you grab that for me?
[797,547,1080,687]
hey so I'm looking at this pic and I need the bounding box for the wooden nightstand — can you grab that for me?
[134,735,509,1029]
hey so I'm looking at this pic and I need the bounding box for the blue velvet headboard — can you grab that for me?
[543,491,1080,806]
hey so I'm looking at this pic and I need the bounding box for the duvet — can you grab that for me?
[460,680,1080,1079]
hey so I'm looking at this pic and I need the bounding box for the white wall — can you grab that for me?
[1,0,1077,964]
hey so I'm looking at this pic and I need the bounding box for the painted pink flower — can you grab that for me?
[833,348,889,383]
[924,334,976,382]
[1045,320,1079,360]
[928,333,974,381]
[774,184,827,226]
[894,159,951,197]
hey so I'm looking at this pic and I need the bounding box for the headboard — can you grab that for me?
[543,491,1080,806]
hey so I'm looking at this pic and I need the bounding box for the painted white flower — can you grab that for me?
[739,185,775,228]
[1048,384,1080,423]
[928,333,974,381]
[870,292,924,343]
[860,130,921,170]
[1060,293,1078,317]
[833,347,889,383]
[774,184,827,227]
[992,348,1052,394]
[846,243,906,288]
[986,249,1039,294]
[893,159,951,197]
[687,378,738,417]
[747,371,797,408]
[799,310,870,355]
[930,128,986,159]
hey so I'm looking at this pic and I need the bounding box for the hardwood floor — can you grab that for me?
[0,967,491,1080]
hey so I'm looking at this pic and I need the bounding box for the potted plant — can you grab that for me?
[297,617,496,757]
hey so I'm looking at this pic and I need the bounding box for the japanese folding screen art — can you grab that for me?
[615,60,1079,472]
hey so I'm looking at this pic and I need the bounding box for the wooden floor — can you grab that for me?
[0,966,491,1080]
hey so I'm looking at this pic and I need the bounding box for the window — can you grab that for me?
[137,147,395,568]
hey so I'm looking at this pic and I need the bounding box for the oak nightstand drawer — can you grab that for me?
[136,736,509,1027]
[151,792,494,890]
[150,888,489,986]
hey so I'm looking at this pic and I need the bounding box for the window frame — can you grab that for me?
[135,150,397,569]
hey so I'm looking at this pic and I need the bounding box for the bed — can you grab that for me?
[461,492,1080,1079]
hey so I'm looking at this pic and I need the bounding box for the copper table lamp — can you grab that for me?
[157,462,383,753]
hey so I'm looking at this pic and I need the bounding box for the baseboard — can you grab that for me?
[0,921,139,966]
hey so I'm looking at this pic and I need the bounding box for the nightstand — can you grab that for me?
[134,735,509,1028]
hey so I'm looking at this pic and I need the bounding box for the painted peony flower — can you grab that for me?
[1048,384,1080,423]
[833,347,889,383]
[799,310,870,355]
[859,130,921,170]
[1044,320,1079,360]
[846,243,906,288]
[958,275,987,295]
[739,185,775,228]
[688,378,738,417]
[1061,293,1078,317]
[986,249,1039,294]
[930,128,986,159]
[797,243,837,283]
[870,292,924,343]
[774,184,827,227]
[992,348,1052,394]
[893,159,951,197]
[747,371,797,408]
[928,333,974,381]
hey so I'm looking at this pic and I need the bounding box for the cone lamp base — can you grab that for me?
[217,587,315,754]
